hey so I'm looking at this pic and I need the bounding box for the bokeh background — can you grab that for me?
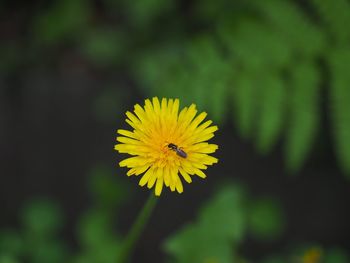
[1,0,350,262]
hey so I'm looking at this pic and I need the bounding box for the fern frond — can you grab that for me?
[285,61,320,173]
[135,46,188,99]
[310,0,350,44]
[124,0,174,27]
[329,48,350,175]
[33,0,91,45]
[255,72,286,154]
[186,36,230,122]
[208,69,230,123]
[253,0,326,57]
[224,19,292,69]
[231,69,258,138]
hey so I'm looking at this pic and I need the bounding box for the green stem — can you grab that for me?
[117,192,158,263]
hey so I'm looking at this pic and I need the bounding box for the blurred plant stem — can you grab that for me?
[117,193,158,263]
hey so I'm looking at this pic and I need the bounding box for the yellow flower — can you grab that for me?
[115,97,219,196]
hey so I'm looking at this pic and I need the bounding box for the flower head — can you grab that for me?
[115,97,218,196]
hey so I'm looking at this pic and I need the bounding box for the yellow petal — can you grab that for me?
[192,162,207,170]
[179,104,197,131]
[127,168,136,176]
[188,112,207,131]
[134,164,151,175]
[116,136,141,145]
[172,99,180,117]
[193,133,215,143]
[119,156,149,167]
[193,168,206,178]
[155,176,163,196]
[126,111,140,125]
[168,98,174,114]
[144,99,155,121]
[201,155,219,165]
[117,129,138,139]
[152,97,161,114]
[163,166,170,186]
[188,143,218,153]
[161,98,168,111]
[179,167,192,183]
[139,168,153,186]
[194,120,213,134]
[115,144,150,155]
[147,167,158,188]
[175,176,183,193]
[134,104,147,123]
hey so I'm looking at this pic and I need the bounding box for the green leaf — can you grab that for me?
[88,163,130,208]
[256,73,285,154]
[164,224,236,263]
[21,199,64,238]
[124,0,174,27]
[194,0,227,20]
[310,0,350,43]
[164,184,247,263]
[0,229,22,256]
[248,198,285,241]
[231,70,257,138]
[30,241,69,263]
[254,0,326,57]
[33,0,90,45]
[73,240,121,263]
[285,61,320,173]
[187,36,230,122]
[329,48,350,175]
[220,19,292,70]
[80,29,125,66]
[0,254,19,263]
[135,45,188,100]
[208,74,229,123]
[324,248,349,263]
[198,184,247,242]
[77,209,118,249]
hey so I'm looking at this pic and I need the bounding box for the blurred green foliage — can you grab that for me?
[74,209,121,263]
[73,163,130,263]
[248,198,285,241]
[164,184,247,263]
[324,248,350,263]
[2,0,350,175]
[80,28,126,66]
[33,0,90,46]
[1,179,348,263]
[164,183,286,263]
[0,164,131,263]
[0,199,69,263]
[21,199,64,237]
[163,183,350,263]
[132,0,350,176]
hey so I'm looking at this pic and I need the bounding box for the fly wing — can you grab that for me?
[176,149,187,158]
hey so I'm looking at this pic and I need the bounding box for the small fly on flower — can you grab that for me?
[167,143,187,158]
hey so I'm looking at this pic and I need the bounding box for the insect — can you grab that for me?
[167,143,187,158]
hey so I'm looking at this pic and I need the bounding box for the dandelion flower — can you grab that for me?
[115,97,218,196]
